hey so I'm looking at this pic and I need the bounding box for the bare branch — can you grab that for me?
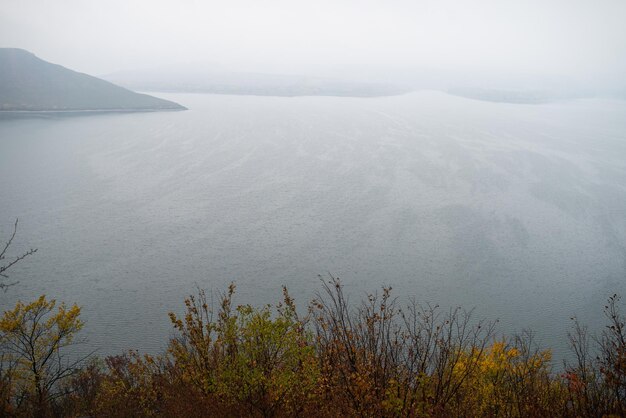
[0,218,38,291]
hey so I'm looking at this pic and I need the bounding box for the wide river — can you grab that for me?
[1,91,625,361]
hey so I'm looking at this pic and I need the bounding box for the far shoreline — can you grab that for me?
[0,107,187,119]
[0,107,187,113]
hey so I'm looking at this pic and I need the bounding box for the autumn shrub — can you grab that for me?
[564,294,626,417]
[63,352,223,418]
[58,359,105,417]
[311,276,499,417]
[167,284,318,417]
[311,280,403,416]
[0,295,83,417]
[452,332,565,417]
[0,348,19,417]
[93,352,168,417]
[2,283,626,417]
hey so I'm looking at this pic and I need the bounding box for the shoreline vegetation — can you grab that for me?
[1,278,625,417]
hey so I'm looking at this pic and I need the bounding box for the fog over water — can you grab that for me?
[1,92,625,359]
[2,0,626,93]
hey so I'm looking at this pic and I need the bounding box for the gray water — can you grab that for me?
[1,91,625,361]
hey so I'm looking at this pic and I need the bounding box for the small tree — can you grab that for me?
[565,293,626,417]
[0,219,37,292]
[0,295,84,415]
[598,294,626,415]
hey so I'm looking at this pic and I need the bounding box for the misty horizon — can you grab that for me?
[2,0,626,95]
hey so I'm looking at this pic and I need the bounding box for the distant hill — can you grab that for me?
[0,49,185,111]
[446,86,588,104]
[103,69,411,98]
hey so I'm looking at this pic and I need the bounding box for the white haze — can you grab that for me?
[1,0,625,89]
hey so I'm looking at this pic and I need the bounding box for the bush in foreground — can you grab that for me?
[1,279,625,417]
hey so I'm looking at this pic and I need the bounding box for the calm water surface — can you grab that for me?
[1,92,625,360]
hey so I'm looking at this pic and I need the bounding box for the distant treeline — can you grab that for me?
[1,277,625,417]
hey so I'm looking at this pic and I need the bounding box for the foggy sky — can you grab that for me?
[1,0,625,83]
